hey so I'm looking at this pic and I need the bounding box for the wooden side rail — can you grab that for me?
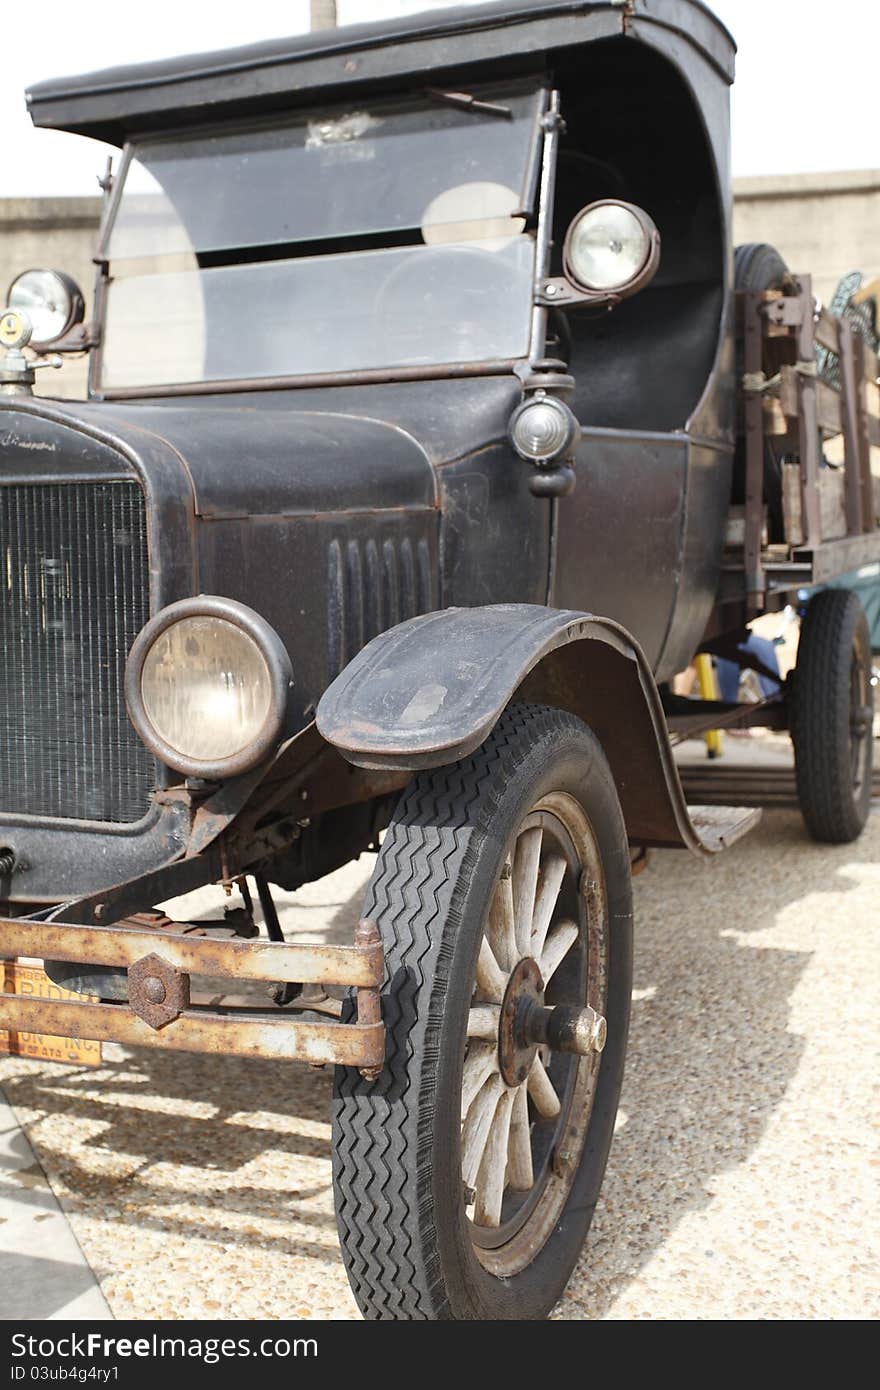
[736,280,879,593]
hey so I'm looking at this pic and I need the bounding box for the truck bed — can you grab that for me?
[720,277,880,611]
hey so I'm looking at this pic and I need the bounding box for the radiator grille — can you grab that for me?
[0,481,154,823]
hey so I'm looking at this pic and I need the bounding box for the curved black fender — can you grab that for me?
[316,604,759,855]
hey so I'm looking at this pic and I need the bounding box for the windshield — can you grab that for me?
[99,80,545,390]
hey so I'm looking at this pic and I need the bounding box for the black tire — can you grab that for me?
[332,703,633,1320]
[733,243,790,540]
[791,589,874,843]
[734,242,789,293]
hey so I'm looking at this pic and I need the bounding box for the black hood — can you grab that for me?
[2,399,437,519]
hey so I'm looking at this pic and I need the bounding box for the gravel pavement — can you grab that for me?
[1,791,878,1320]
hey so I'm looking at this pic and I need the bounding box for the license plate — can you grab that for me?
[0,961,102,1066]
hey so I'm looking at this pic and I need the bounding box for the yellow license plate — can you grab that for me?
[1,961,102,1066]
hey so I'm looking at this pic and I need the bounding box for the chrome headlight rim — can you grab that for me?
[7,268,85,349]
[125,596,293,780]
[562,199,660,299]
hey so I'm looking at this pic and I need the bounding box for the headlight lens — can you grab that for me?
[7,269,83,346]
[565,202,652,292]
[140,616,274,762]
[127,600,293,777]
[510,396,577,462]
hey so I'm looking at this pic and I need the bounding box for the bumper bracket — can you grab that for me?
[0,914,385,1076]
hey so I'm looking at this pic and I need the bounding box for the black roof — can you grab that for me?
[27,0,735,144]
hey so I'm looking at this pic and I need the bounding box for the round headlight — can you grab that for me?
[509,395,577,463]
[563,201,658,294]
[7,269,84,347]
[126,599,293,778]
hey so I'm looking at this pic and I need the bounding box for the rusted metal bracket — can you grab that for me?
[0,913,386,1075]
[51,846,227,928]
[853,335,875,531]
[535,278,619,310]
[793,275,822,547]
[666,693,788,743]
[128,951,190,1028]
[741,290,766,613]
[760,294,804,328]
[838,317,866,535]
[353,919,383,1081]
[0,992,383,1069]
[2,915,383,988]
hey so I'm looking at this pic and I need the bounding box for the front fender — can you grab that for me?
[316,604,756,854]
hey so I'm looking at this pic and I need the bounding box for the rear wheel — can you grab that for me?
[332,703,633,1319]
[734,242,789,293]
[734,242,791,540]
[791,589,873,843]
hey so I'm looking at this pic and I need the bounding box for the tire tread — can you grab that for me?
[791,589,873,843]
[332,704,588,1319]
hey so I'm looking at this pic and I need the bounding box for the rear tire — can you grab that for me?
[791,589,873,843]
[332,703,633,1319]
[733,242,791,541]
[734,242,789,292]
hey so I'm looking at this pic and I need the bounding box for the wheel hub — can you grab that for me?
[498,957,544,1087]
[498,956,609,1088]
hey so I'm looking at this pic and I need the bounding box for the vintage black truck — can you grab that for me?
[1,0,877,1320]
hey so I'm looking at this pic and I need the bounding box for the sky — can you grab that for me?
[2,0,878,196]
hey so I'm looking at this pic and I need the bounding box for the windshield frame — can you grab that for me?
[91,81,550,399]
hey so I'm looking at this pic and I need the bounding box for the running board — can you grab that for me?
[687,804,763,852]
[681,763,880,808]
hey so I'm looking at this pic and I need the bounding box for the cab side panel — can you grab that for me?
[438,442,552,609]
[552,429,687,673]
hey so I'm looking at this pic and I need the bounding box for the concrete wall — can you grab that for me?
[732,169,880,307]
[1,169,878,401]
[0,197,102,399]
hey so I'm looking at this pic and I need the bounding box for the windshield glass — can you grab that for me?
[100,80,545,390]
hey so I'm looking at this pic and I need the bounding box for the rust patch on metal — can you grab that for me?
[498,956,543,1088]
[1,916,383,987]
[128,952,190,1030]
[354,918,383,1080]
[0,992,385,1067]
[0,912,387,1068]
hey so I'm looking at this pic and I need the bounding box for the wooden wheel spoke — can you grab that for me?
[507,1083,534,1192]
[461,1074,505,1189]
[475,938,507,1003]
[473,1087,515,1227]
[540,918,579,984]
[527,1054,561,1119]
[461,1044,500,1120]
[487,860,517,972]
[467,1004,500,1040]
[512,826,542,957]
[530,852,567,960]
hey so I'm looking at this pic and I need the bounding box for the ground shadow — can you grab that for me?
[556,806,876,1317]
[0,1250,104,1320]
[1,807,874,1317]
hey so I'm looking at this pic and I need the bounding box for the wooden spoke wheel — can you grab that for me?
[332,704,633,1320]
[462,797,608,1275]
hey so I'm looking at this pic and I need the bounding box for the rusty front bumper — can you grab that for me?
[0,915,385,1076]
